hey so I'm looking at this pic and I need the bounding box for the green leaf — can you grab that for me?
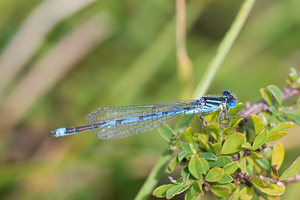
[253,183,285,196]
[259,88,273,106]
[166,156,178,173]
[255,158,271,171]
[221,133,246,154]
[158,125,176,142]
[250,152,263,159]
[223,161,239,174]
[279,156,300,181]
[229,184,239,200]
[267,131,287,142]
[188,154,203,179]
[267,85,282,106]
[205,167,224,182]
[166,184,190,199]
[250,115,263,135]
[153,184,175,198]
[227,102,244,116]
[181,167,189,180]
[239,157,246,173]
[198,137,211,152]
[269,122,294,135]
[258,113,269,127]
[250,177,269,188]
[184,182,202,200]
[208,156,232,168]
[288,113,300,125]
[242,142,252,150]
[180,142,193,153]
[217,174,233,184]
[199,152,217,161]
[209,185,230,198]
[289,68,298,83]
[200,158,209,175]
[239,186,253,200]
[183,127,193,144]
[271,142,285,171]
[211,143,222,154]
[252,129,268,150]
[228,116,244,129]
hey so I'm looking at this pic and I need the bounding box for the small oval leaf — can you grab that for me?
[158,125,176,142]
[217,174,233,184]
[269,122,294,135]
[252,129,268,150]
[253,183,285,196]
[229,184,239,200]
[221,133,246,154]
[279,156,300,181]
[267,85,282,106]
[200,158,209,175]
[166,184,190,199]
[205,167,224,182]
[223,161,239,174]
[208,156,232,168]
[250,115,264,135]
[199,152,217,161]
[183,127,193,144]
[166,156,178,173]
[271,142,285,171]
[259,88,273,106]
[209,185,230,198]
[153,184,175,198]
[267,131,287,142]
[188,154,203,179]
[239,186,253,200]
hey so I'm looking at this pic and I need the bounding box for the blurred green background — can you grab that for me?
[0,0,299,199]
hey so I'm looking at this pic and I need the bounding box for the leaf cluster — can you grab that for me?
[153,69,300,200]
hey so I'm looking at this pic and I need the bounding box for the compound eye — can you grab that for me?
[228,100,236,108]
[222,90,231,97]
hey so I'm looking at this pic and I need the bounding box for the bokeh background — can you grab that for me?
[0,0,299,199]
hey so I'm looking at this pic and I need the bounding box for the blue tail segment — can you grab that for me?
[52,90,237,140]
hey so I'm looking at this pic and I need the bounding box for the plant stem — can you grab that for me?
[134,149,173,200]
[134,0,256,199]
[193,0,256,98]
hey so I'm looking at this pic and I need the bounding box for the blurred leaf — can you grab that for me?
[267,85,282,106]
[158,125,176,142]
[221,133,246,154]
[259,88,273,106]
[250,115,264,135]
[253,183,285,196]
[250,152,263,159]
[184,182,202,200]
[271,142,285,171]
[242,142,252,150]
[180,142,193,153]
[199,152,217,161]
[288,113,300,125]
[269,122,294,135]
[166,156,178,173]
[255,158,271,171]
[205,167,224,182]
[200,158,209,175]
[209,185,230,198]
[279,156,300,181]
[250,177,269,188]
[181,167,190,180]
[223,161,239,174]
[252,129,268,150]
[227,102,244,116]
[239,157,247,173]
[198,136,211,152]
[153,184,175,198]
[239,186,253,200]
[166,184,190,199]
[229,184,239,200]
[217,174,233,184]
[289,68,298,83]
[228,116,244,129]
[208,156,232,168]
[258,113,269,127]
[183,127,193,144]
[178,151,192,162]
[211,143,222,154]
[267,131,287,142]
[188,154,203,179]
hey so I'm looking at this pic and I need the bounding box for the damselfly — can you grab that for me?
[52,90,237,140]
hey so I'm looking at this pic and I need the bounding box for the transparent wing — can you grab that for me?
[95,114,176,140]
[85,100,197,123]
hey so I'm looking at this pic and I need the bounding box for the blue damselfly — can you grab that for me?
[52,90,237,140]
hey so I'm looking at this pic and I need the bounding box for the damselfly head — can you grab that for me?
[222,90,236,109]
